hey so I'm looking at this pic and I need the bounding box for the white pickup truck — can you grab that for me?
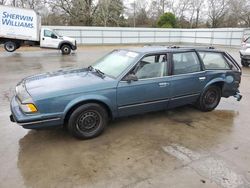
[0,5,77,55]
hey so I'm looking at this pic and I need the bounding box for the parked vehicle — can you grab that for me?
[10,46,242,139]
[0,5,77,55]
[239,36,250,67]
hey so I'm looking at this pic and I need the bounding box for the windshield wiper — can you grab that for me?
[94,68,105,78]
[87,66,105,78]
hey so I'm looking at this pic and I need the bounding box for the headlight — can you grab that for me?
[19,103,38,113]
[16,82,31,103]
[16,81,38,113]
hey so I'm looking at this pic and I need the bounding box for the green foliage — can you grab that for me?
[157,12,177,28]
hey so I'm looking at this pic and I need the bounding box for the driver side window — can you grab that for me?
[44,30,53,38]
[133,54,168,79]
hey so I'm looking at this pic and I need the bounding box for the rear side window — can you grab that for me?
[172,52,201,75]
[198,52,230,70]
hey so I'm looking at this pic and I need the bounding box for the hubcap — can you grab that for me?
[76,111,101,133]
[204,89,218,106]
[6,44,14,51]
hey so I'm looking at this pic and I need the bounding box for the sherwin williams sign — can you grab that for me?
[0,5,39,41]
[1,11,34,28]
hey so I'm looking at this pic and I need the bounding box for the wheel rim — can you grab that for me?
[204,89,218,106]
[76,111,101,133]
[63,47,69,53]
[6,43,15,51]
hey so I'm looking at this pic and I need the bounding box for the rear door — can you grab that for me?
[169,51,206,108]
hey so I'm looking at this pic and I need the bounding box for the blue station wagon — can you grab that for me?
[10,46,242,139]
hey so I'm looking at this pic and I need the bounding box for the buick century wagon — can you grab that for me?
[10,46,242,139]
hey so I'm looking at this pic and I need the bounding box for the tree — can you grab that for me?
[189,0,204,28]
[95,0,124,27]
[135,7,149,27]
[227,0,250,27]
[0,0,7,5]
[207,0,229,28]
[157,12,177,28]
[49,0,98,26]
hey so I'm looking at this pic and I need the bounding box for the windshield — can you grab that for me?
[92,50,139,78]
[52,30,62,37]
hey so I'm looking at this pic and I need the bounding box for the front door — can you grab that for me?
[40,29,60,48]
[117,53,171,117]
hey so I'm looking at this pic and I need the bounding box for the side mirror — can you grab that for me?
[123,74,138,83]
[51,34,58,39]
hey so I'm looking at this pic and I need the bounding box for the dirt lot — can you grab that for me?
[0,45,250,188]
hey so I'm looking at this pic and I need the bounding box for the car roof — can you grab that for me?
[124,46,223,54]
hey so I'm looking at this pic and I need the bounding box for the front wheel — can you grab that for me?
[4,41,17,52]
[196,85,221,112]
[61,44,71,55]
[67,103,108,139]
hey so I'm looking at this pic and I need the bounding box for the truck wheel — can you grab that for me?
[196,85,221,112]
[67,103,108,139]
[61,44,71,55]
[4,41,17,52]
[16,43,21,49]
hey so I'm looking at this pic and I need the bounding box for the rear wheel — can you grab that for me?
[4,41,17,52]
[61,44,71,55]
[67,103,108,139]
[197,85,221,112]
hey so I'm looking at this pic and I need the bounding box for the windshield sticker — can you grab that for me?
[126,52,139,58]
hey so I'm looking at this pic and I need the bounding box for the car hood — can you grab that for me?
[61,36,75,43]
[24,68,116,99]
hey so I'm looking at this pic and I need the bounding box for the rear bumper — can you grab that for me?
[10,96,63,129]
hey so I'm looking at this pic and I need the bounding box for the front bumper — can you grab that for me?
[240,50,250,60]
[72,41,77,50]
[10,96,62,129]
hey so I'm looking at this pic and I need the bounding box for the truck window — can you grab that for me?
[198,52,230,70]
[172,52,201,75]
[44,30,53,38]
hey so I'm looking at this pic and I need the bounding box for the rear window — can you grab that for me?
[198,52,230,70]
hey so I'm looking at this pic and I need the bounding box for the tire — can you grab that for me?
[4,41,17,52]
[16,43,21,49]
[241,59,249,67]
[197,85,221,112]
[67,103,108,139]
[61,44,71,55]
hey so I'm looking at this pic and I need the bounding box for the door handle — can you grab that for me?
[199,77,206,81]
[42,38,45,40]
[159,82,170,87]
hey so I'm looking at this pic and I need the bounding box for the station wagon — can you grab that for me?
[10,46,242,139]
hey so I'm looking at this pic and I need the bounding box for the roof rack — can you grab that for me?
[168,45,215,49]
[142,44,216,50]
